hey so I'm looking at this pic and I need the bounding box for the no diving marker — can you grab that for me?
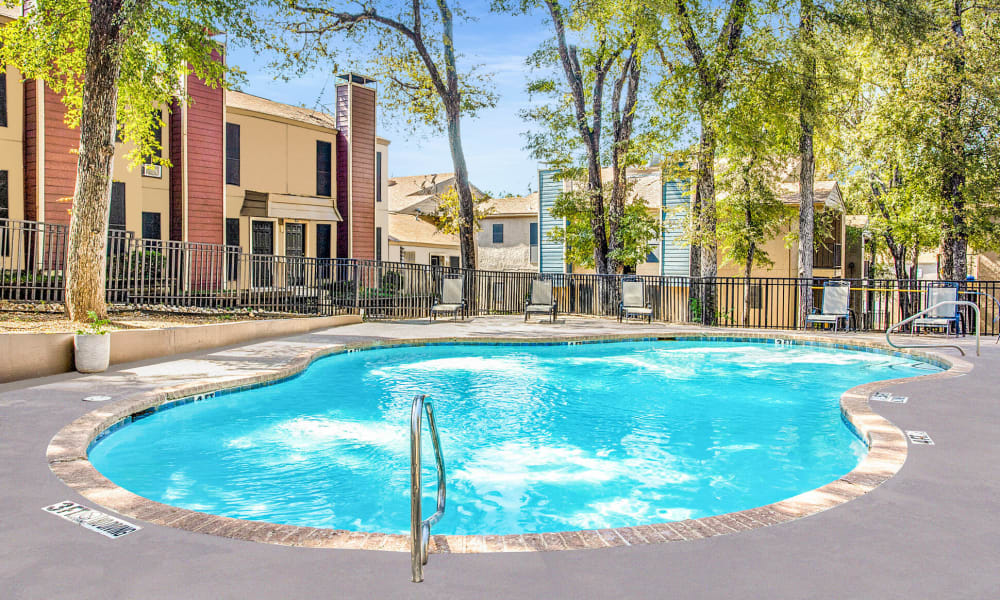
[905,431,935,446]
[43,501,141,539]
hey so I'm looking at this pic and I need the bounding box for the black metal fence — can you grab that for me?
[3,217,999,335]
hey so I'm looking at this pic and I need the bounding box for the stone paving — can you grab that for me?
[1,316,998,599]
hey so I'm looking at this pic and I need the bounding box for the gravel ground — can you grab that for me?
[0,306,289,333]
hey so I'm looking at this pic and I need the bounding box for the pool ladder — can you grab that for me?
[410,394,446,583]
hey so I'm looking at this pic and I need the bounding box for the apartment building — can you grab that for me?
[477,193,539,272]
[538,166,853,278]
[0,9,385,265]
[385,173,541,270]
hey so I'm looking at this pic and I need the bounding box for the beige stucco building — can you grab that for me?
[386,173,541,270]
[477,193,539,272]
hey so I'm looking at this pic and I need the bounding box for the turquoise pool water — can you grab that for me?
[89,340,938,535]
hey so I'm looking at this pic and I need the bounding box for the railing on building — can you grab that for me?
[3,217,999,337]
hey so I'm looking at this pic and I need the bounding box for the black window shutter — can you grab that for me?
[109,182,126,230]
[0,170,8,255]
[0,68,7,128]
[0,170,7,219]
[316,141,332,197]
[226,123,241,186]
[225,218,240,281]
[376,151,382,202]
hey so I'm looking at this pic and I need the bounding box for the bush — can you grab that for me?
[380,270,404,294]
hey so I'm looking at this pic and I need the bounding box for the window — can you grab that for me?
[226,122,240,186]
[492,223,503,244]
[0,68,7,128]
[141,212,161,240]
[375,226,382,262]
[449,256,460,269]
[316,141,332,197]
[143,110,162,167]
[645,250,659,263]
[430,255,442,267]
[376,151,382,202]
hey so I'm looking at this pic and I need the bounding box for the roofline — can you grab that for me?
[225,105,339,136]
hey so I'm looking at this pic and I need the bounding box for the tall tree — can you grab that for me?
[716,31,797,326]
[271,1,498,270]
[796,0,818,326]
[512,0,652,274]
[657,0,751,322]
[0,0,264,320]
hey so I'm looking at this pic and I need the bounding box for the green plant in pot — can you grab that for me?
[74,311,111,373]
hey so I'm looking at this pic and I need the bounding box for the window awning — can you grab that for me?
[266,194,343,222]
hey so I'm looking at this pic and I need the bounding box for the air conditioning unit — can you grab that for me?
[142,164,162,178]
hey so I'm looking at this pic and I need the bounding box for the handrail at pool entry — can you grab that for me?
[410,394,447,583]
[886,301,980,357]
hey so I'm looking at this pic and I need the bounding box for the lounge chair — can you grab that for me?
[805,280,851,331]
[619,278,652,323]
[430,275,466,321]
[524,279,557,323]
[913,283,960,336]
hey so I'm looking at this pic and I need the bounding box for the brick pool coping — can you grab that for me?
[46,331,972,554]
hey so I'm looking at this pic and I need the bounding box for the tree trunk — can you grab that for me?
[697,124,718,323]
[64,0,129,321]
[797,0,817,329]
[743,245,755,328]
[587,155,610,275]
[445,107,477,269]
[940,1,967,281]
[689,183,702,278]
[607,44,640,276]
[886,239,915,321]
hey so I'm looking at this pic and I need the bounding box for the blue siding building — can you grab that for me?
[537,168,691,276]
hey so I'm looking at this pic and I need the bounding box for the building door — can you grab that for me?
[251,220,274,287]
[285,223,305,286]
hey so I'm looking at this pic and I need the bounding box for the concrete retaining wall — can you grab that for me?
[0,314,361,383]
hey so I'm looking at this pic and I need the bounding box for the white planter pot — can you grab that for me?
[74,333,111,373]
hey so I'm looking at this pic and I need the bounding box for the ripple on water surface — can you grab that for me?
[88,340,937,535]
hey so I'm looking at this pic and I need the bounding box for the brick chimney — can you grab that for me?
[334,73,377,260]
[168,49,225,245]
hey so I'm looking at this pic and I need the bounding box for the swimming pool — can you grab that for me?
[88,339,938,536]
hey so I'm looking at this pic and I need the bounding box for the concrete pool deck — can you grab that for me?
[2,316,998,599]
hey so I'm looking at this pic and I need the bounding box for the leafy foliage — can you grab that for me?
[430,186,494,235]
[0,0,267,168]
[546,180,660,270]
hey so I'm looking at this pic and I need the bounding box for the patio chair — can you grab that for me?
[913,283,960,336]
[524,279,557,323]
[430,275,466,321]
[805,280,851,332]
[619,278,652,323]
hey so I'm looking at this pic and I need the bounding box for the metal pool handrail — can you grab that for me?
[886,300,980,357]
[410,394,446,583]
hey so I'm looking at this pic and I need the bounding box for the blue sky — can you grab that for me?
[227,4,552,196]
